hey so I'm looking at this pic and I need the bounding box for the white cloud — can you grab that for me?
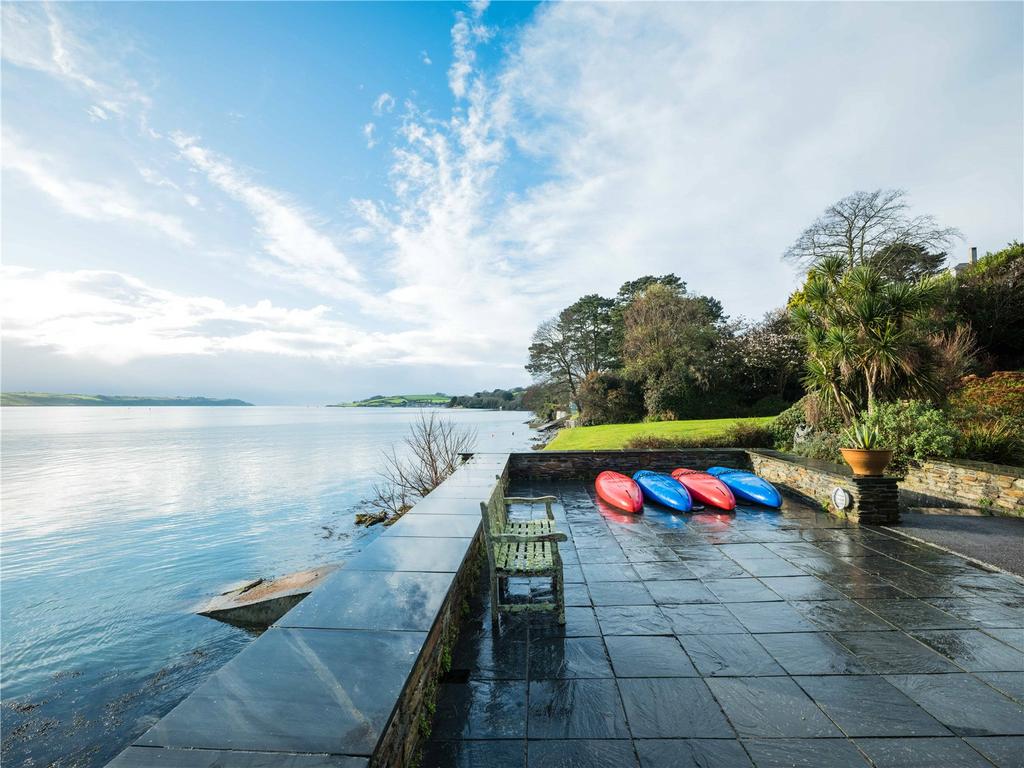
[0,266,510,368]
[86,105,110,121]
[447,2,493,100]
[1,2,149,118]
[420,50,432,66]
[373,92,395,115]
[363,121,377,148]
[170,133,378,309]
[3,133,193,244]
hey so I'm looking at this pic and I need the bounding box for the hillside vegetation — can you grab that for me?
[1,392,252,406]
[328,394,451,407]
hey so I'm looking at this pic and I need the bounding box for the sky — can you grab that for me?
[2,1,1021,405]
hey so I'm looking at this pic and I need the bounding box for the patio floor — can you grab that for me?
[423,480,1024,768]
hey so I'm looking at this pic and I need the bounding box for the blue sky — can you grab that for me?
[2,1,1021,404]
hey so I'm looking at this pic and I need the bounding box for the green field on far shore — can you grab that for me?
[327,393,451,407]
[544,416,774,450]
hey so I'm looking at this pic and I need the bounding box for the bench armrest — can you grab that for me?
[491,532,568,544]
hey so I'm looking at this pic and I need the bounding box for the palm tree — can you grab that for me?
[791,256,942,421]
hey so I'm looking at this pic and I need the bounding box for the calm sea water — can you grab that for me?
[0,406,534,766]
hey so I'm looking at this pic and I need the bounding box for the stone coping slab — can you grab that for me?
[108,454,512,767]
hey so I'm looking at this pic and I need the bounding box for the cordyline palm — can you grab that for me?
[791,255,940,422]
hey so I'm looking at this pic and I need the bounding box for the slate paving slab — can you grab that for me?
[854,737,995,768]
[912,629,1024,672]
[965,736,1024,768]
[678,633,785,677]
[661,603,748,635]
[703,578,781,603]
[855,598,971,630]
[788,599,894,632]
[977,671,1024,703]
[618,678,733,738]
[645,579,717,605]
[587,581,654,606]
[831,631,962,674]
[754,632,870,675]
[528,637,614,679]
[740,738,870,767]
[528,607,601,638]
[451,632,527,680]
[794,675,950,737]
[634,739,753,768]
[705,676,841,738]
[432,680,527,740]
[884,674,1024,735]
[725,601,818,633]
[138,628,424,755]
[527,679,629,739]
[760,575,845,601]
[277,570,454,632]
[595,605,674,636]
[421,739,525,768]
[342,536,470,573]
[605,635,698,677]
[526,739,639,768]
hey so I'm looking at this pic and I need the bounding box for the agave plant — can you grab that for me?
[842,416,885,450]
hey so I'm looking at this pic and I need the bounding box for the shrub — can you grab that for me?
[869,400,957,473]
[625,435,715,449]
[770,400,808,450]
[949,371,1024,422]
[723,420,775,447]
[953,418,1024,466]
[577,371,645,426]
[791,432,843,463]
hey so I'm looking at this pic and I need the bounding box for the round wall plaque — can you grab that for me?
[831,487,852,510]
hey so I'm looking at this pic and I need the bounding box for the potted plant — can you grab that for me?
[840,416,893,476]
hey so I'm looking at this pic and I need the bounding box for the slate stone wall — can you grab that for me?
[900,459,1024,517]
[748,450,900,525]
[509,449,752,479]
[372,534,483,768]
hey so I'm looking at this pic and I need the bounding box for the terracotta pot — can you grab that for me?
[840,448,893,477]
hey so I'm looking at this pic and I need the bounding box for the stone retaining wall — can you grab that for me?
[900,458,1024,517]
[748,450,900,525]
[373,537,482,768]
[509,449,751,479]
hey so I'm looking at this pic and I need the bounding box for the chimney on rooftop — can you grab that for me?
[970,246,978,265]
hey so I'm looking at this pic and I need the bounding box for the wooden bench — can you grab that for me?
[480,490,567,624]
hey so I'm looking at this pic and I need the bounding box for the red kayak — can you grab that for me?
[595,471,643,513]
[671,468,736,511]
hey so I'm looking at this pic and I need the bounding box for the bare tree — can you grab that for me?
[357,412,477,526]
[784,189,960,272]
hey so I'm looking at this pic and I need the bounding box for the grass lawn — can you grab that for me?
[544,416,774,450]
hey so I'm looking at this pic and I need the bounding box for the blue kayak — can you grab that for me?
[706,467,783,508]
[632,470,693,512]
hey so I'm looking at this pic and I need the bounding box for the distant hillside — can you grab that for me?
[1,392,253,407]
[327,393,451,408]
[329,388,528,411]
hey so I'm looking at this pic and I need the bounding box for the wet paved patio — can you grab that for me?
[424,480,1024,768]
